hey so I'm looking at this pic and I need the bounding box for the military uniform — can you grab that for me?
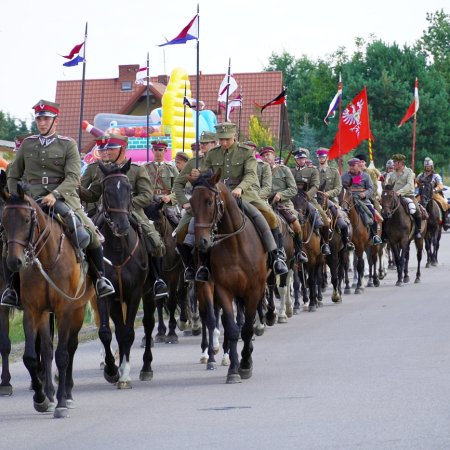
[145,160,179,200]
[80,161,102,216]
[416,166,449,213]
[255,159,273,200]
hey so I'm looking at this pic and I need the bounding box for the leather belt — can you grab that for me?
[29,176,64,185]
[223,178,240,187]
[154,189,171,195]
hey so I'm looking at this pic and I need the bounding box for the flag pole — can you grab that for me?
[146,52,150,162]
[411,111,417,172]
[337,74,342,174]
[195,4,200,169]
[225,58,231,122]
[279,86,286,163]
[77,22,88,152]
[237,90,243,141]
[182,81,187,153]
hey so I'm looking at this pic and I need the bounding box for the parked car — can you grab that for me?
[442,185,450,205]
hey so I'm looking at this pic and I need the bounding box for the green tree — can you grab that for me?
[0,110,31,141]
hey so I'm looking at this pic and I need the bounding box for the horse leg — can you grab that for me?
[165,289,179,344]
[403,245,410,283]
[38,314,55,408]
[355,253,365,294]
[330,254,341,303]
[154,297,167,343]
[265,274,277,326]
[292,267,301,314]
[213,304,221,353]
[308,266,317,312]
[0,307,12,396]
[239,299,260,381]
[285,270,293,317]
[415,238,423,283]
[253,299,266,336]
[277,273,288,323]
[190,285,201,336]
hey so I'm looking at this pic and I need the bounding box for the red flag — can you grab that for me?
[255,87,287,112]
[328,87,374,160]
[398,78,419,127]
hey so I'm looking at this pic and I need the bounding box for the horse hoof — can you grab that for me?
[53,407,69,419]
[165,335,179,344]
[253,325,265,336]
[318,301,324,308]
[309,304,316,312]
[303,303,309,311]
[396,281,403,287]
[331,295,341,303]
[403,276,410,283]
[226,373,242,384]
[117,380,132,389]
[293,307,300,315]
[66,399,76,409]
[238,365,253,380]
[425,263,431,268]
[34,397,51,413]
[192,327,202,336]
[277,314,288,324]
[431,262,438,267]
[154,334,166,344]
[206,362,217,371]
[140,370,154,381]
[367,281,374,287]
[265,314,277,327]
[104,369,120,384]
[354,289,363,294]
[200,356,208,364]
[47,401,56,412]
[414,278,421,284]
[344,288,351,295]
[374,280,380,287]
[221,355,230,366]
[177,320,189,331]
[0,384,12,396]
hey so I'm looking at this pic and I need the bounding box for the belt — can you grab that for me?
[223,178,240,187]
[154,189,171,195]
[29,176,64,185]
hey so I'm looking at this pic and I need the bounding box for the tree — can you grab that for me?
[0,110,31,141]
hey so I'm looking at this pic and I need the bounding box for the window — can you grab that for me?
[121,81,132,91]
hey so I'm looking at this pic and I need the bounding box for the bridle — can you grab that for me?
[381,189,400,219]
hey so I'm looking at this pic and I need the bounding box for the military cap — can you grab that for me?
[215,122,236,139]
[386,159,394,169]
[152,140,169,150]
[199,131,217,143]
[33,99,59,118]
[296,147,310,157]
[355,154,367,162]
[96,135,109,150]
[424,157,434,167]
[175,151,189,162]
[347,157,361,166]
[294,149,308,159]
[259,146,275,156]
[190,142,199,151]
[315,147,329,157]
[243,140,257,150]
[107,134,128,149]
[274,157,283,165]
[391,153,406,162]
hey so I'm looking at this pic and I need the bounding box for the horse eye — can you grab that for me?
[207,200,213,207]
[24,218,30,224]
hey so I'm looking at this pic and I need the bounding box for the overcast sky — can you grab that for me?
[1,0,448,124]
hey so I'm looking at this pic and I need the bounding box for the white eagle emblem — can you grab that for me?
[342,99,364,136]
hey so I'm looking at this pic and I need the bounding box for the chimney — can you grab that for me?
[119,64,140,81]
[157,75,169,86]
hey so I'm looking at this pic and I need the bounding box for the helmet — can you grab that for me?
[424,157,434,167]
[386,159,394,169]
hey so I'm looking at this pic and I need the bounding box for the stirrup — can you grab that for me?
[153,279,168,299]
[372,235,383,245]
[273,258,288,275]
[345,241,355,251]
[0,288,21,309]
[184,267,195,282]
[195,266,210,282]
[95,277,115,298]
[295,251,308,264]
[321,244,331,255]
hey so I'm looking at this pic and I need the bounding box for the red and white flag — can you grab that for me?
[398,78,419,127]
[217,74,238,102]
[328,87,374,160]
[135,64,149,85]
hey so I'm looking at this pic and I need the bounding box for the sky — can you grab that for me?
[1,0,448,125]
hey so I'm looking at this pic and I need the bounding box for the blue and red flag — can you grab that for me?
[158,14,199,47]
[61,41,85,67]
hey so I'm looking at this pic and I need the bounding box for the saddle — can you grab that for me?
[352,196,374,226]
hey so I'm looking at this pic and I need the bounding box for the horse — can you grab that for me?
[0,304,12,396]
[380,185,425,286]
[144,200,190,344]
[94,161,155,388]
[417,178,442,267]
[292,189,324,312]
[0,178,94,418]
[188,169,268,383]
[341,190,379,294]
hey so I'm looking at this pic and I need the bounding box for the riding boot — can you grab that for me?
[270,228,288,275]
[176,244,195,282]
[195,253,211,282]
[0,257,21,309]
[443,210,450,231]
[371,222,383,245]
[413,214,423,239]
[86,246,116,298]
[149,257,169,298]
[320,226,331,255]
[293,233,308,263]
[340,224,354,251]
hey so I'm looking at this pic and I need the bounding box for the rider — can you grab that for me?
[172,131,218,281]
[1,100,115,308]
[315,147,354,251]
[194,122,288,278]
[341,157,383,245]
[385,153,423,239]
[79,134,168,298]
[416,157,450,230]
[290,148,331,255]
[379,159,394,188]
[355,154,382,214]
[244,141,273,202]
[260,146,308,263]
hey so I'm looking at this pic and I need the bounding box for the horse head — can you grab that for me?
[380,184,399,219]
[190,169,225,254]
[1,182,38,272]
[418,179,434,208]
[100,160,132,236]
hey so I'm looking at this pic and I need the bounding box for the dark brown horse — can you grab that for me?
[341,190,379,293]
[189,170,267,383]
[380,185,425,286]
[418,178,442,267]
[94,161,155,388]
[0,179,94,418]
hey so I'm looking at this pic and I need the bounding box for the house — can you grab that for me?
[55,64,291,156]
[0,139,15,161]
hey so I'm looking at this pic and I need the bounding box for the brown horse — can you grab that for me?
[380,185,425,285]
[292,189,324,312]
[0,179,94,418]
[189,170,267,383]
[341,190,379,293]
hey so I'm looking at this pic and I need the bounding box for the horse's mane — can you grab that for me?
[191,169,216,190]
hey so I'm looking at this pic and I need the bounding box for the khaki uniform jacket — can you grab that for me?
[144,161,179,196]
[255,160,272,200]
[385,168,416,197]
[173,156,208,206]
[81,161,102,213]
[204,142,259,202]
[271,165,297,211]
[290,165,320,200]
[318,165,342,203]
[8,135,81,209]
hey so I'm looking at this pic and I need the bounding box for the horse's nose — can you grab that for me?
[7,256,22,272]
[198,236,211,253]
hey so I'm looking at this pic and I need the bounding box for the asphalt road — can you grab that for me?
[2,233,450,449]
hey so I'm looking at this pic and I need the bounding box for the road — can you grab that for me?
[2,234,450,449]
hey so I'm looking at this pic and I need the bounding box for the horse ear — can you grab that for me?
[99,161,108,175]
[212,168,222,185]
[0,170,9,201]
[121,159,132,174]
[17,182,25,199]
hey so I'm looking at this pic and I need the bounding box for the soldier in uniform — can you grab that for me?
[80,135,110,217]
[385,153,422,239]
[260,146,308,263]
[194,122,288,278]
[380,159,394,188]
[244,141,272,201]
[416,157,450,229]
[144,141,179,225]
[355,154,382,213]
[172,131,217,281]
[80,134,168,298]
[316,147,354,250]
[342,158,383,245]
[175,150,189,173]
[291,148,331,255]
[1,100,115,308]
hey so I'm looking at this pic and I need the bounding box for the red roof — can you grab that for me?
[55,64,289,152]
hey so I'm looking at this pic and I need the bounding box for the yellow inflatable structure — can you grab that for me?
[162,68,195,157]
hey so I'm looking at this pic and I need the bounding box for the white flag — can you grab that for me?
[218,74,238,102]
